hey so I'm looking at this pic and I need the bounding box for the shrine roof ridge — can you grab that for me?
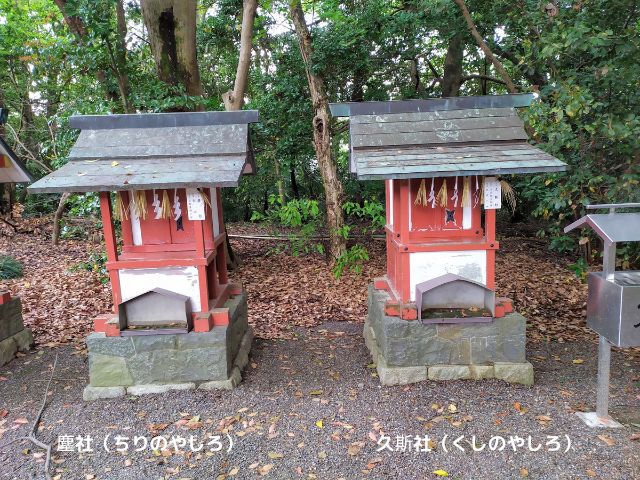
[329,93,535,117]
[69,110,260,130]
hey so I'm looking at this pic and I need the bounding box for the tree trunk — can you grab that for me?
[453,0,518,93]
[52,193,70,245]
[114,0,133,113]
[222,0,258,110]
[219,0,258,270]
[140,0,203,98]
[441,34,464,97]
[289,1,346,260]
[290,164,300,199]
[53,0,87,37]
[274,157,285,204]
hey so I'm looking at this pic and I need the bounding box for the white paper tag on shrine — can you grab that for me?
[186,188,205,220]
[483,177,501,209]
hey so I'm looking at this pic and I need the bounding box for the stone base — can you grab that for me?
[575,412,623,429]
[0,297,34,367]
[365,284,534,386]
[84,291,252,400]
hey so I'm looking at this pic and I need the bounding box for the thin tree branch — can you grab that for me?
[223,0,258,110]
[0,354,58,480]
[4,123,52,174]
[461,74,507,85]
[453,0,518,93]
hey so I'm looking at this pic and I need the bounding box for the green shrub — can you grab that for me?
[251,195,325,256]
[0,256,23,279]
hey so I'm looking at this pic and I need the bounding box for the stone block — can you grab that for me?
[89,354,134,387]
[176,329,225,350]
[428,365,471,381]
[13,329,33,352]
[378,362,428,386]
[366,283,528,369]
[131,334,177,353]
[469,365,495,380]
[83,386,126,401]
[85,292,251,394]
[0,337,17,367]
[494,362,534,385]
[449,338,471,364]
[364,321,428,386]
[199,367,242,391]
[0,298,24,341]
[127,383,196,396]
[496,335,526,364]
[87,333,135,358]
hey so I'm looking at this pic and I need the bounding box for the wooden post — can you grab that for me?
[193,219,205,257]
[193,219,209,312]
[215,188,228,285]
[398,180,410,243]
[99,191,122,309]
[100,192,118,262]
[485,208,497,290]
[120,191,133,246]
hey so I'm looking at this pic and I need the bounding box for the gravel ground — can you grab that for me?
[0,322,638,480]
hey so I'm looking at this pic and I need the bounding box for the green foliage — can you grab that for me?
[67,193,100,217]
[343,200,385,232]
[333,244,369,279]
[251,195,325,256]
[331,199,386,279]
[2,0,638,275]
[568,257,589,283]
[0,256,23,280]
[72,251,108,284]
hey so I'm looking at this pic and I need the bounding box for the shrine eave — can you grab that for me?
[28,112,257,194]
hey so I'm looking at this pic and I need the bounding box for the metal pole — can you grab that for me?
[602,242,616,281]
[596,241,615,419]
[596,335,611,418]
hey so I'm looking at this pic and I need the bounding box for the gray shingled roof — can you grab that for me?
[29,111,258,193]
[330,95,567,180]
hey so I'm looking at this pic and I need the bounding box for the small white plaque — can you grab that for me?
[483,177,501,209]
[186,188,206,220]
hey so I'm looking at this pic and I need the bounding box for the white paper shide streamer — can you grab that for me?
[152,189,162,219]
[427,177,436,208]
[451,176,459,208]
[173,188,182,220]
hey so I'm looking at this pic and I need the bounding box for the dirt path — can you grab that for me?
[0,322,638,479]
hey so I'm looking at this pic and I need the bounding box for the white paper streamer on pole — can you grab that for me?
[427,177,436,208]
[173,188,182,221]
[451,176,459,208]
[152,189,162,219]
[473,176,480,207]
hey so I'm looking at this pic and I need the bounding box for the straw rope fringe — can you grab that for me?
[161,190,172,219]
[133,190,148,220]
[414,179,428,206]
[461,176,471,208]
[113,192,128,221]
[198,188,213,210]
[500,179,517,212]
[436,179,448,207]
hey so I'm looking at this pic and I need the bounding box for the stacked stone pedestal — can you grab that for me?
[364,284,534,386]
[84,291,252,400]
[0,295,34,367]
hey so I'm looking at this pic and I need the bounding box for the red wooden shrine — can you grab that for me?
[96,188,240,336]
[29,110,258,336]
[330,95,567,322]
[377,176,507,320]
